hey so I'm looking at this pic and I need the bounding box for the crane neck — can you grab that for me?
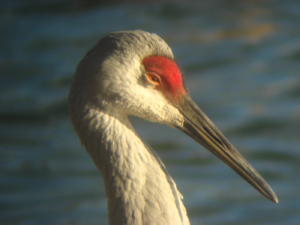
[72,105,190,225]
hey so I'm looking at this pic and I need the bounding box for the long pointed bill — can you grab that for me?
[176,95,278,203]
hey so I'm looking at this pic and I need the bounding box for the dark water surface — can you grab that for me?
[1,0,299,224]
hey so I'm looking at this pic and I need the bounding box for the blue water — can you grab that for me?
[1,0,299,224]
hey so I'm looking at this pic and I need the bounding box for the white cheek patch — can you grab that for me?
[122,84,184,126]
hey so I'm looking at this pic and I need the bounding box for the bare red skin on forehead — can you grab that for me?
[142,56,186,100]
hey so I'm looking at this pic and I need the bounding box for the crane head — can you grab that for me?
[70,30,278,204]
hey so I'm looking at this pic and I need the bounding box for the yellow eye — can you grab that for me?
[146,72,161,86]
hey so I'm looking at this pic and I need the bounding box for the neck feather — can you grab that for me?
[73,107,190,225]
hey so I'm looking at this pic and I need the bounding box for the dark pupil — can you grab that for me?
[151,75,159,82]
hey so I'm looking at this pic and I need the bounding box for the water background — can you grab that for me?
[1,0,300,224]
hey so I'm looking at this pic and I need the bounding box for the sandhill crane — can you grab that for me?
[69,30,278,225]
